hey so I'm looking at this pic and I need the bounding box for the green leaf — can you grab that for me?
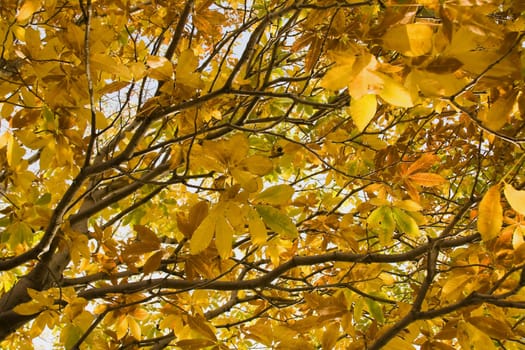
[255,184,294,205]
[255,205,298,239]
[365,298,384,324]
[35,193,52,206]
[367,206,395,245]
[392,207,419,237]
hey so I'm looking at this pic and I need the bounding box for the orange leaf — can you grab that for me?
[408,172,446,187]
[405,154,440,175]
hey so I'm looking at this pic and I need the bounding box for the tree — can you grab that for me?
[1,0,525,348]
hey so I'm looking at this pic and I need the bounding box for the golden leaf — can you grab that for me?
[143,250,163,274]
[176,49,203,89]
[215,215,234,259]
[478,185,502,242]
[248,208,267,245]
[189,213,216,255]
[17,0,38,22]
[383,24,433,57]
[255,184,294,206]
[349,94,377,132]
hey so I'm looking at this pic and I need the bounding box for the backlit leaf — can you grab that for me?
[383,24,433,57]
[392,208,419,237]
[189,213,217,255]
[349,94,377,132]
[176,49,203,89]
[13,301,44,315]
[215,215,234,259]
[504,183,525,216]
[376,73,413,107]
[478,185,502,242]
[143,251,163,274]
[365,298,384,323]
[17,0,38,22]
[408,172,446,187]
[248,208,267,245]
[367,206,395,245]
[255,184,294,205]
[256,205,298,239]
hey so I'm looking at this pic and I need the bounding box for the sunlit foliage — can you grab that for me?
[1,1,525,349]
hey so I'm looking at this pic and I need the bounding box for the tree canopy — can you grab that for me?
[1,0,525,349]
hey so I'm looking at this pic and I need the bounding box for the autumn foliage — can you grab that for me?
[1,0,525,349]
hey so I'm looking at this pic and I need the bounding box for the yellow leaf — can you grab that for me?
[231,168,260,192]
[176,49,203,89]
[248,208,267,245]
[128,316,141,340]
[176,339,216,349]
[376,73,413,108]
[255,184,294,206]
[478,185,502,242]
[27,288,53,306]
[458,320,498,350]
[408,172,446,187]
[91,54,132,81]
[467,316,513,339]
[256,205,298,239]
[239,155,273,176]
[406,154,440,175]
[349,94,377,132]
[504,183,525,216]
[393,200,423,212]
[320,64,354,91]
[116,315,128,340]
[512,225,525,249]
[187,315,217,340]
[147,55,173,81]
[189,201,209,232]
[143,250,163,274]
[481,92,517,131]
[13,301,44,315]
[441,274,471,302]
[321,323,339,350]
[189,213,216,255]
[385,336,415,350]
[227,134,249,164]
[215,215,234,259]
[17,0,38,22]
[6,134,25,167]
[382,24,433,57]
[134,225,160,247]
